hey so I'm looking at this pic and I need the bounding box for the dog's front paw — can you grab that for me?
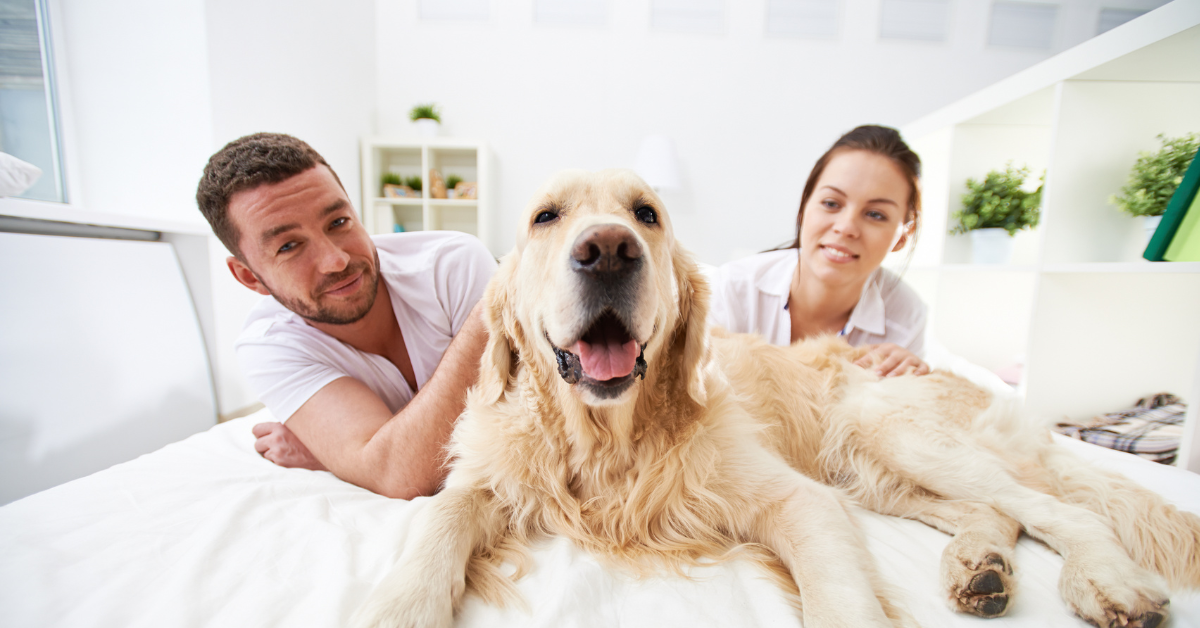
[943,550,1014,618]
[349,573,455,628]
[1059,559,1169,628]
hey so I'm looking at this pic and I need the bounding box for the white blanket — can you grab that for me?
[2,409,1198,627]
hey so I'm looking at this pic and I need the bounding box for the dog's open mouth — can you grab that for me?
[550,311,647,390]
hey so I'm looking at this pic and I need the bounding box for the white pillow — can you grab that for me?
[0,151,43,197]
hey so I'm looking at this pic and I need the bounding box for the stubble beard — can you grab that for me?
[259,249,383,326]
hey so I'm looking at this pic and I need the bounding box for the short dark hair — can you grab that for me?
[196,133,343,259]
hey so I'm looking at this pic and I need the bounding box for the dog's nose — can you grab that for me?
[571,224,643,276]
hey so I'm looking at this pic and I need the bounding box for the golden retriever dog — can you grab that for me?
[352,170,1199,628]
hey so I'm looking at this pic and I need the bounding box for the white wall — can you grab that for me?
[372,0,1165,265]
[204,0,376,212]
[57,0,215,224]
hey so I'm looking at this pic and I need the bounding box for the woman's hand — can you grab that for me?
[855,343,930,377]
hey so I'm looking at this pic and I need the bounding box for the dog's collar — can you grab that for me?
[546,332,647,384]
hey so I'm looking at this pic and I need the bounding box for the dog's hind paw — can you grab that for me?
[1060,560,1170,628]
[1073,602,1167,628]
[945,552,1014,618]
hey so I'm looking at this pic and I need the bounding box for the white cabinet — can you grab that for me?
[901,2,1200,470]
[359,138,493,252]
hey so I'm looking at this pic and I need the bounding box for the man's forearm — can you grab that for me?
[355,308,487,499]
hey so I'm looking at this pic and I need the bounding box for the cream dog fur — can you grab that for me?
[352,170,1198,628]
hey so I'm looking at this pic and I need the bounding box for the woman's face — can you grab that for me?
[798,149,912,289]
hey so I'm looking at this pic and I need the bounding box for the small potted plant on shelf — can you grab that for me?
[410,103,442,137]
[445,174,463,199]
[403,175,423,197]
[1110,132,1200,244]
[950,163,1044,264]
[381,172,406,198]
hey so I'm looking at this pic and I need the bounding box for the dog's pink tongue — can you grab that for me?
[574,338,639,381]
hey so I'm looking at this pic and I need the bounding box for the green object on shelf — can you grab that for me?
[1113,133,1200,218]
[1144,148,1200,261]
[393,223,405,233]
[1163,184,1200,262]
[950,163,1043,236]
[409,103,441,123]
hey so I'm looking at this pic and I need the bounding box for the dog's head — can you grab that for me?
[479,169,708,410]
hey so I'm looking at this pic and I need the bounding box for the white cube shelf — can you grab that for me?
[360,138,494,253]
[902,2,1200,471]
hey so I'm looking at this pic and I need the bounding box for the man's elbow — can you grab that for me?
[374,477,441,500]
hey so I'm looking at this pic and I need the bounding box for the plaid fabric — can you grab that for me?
[1055,393,1186,465]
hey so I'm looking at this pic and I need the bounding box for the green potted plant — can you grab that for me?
[410,103,442,138]
[380,172,404,198]
[950,163,1044,264]
[445,174,462,199]
[403,175,423,196]
[1110,132,1200,243]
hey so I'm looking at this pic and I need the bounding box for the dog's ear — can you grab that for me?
[672,246,710,406]
[477,253,520,404]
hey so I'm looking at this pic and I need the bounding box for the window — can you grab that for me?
[766,0,840,39]
[651,0,725,34]
[988,2,1058,50]
[0,0,64,203]
[1096,8,1146,35]
[879,0,951,43]
[535,0,608,27]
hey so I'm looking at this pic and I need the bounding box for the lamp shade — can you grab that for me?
[633,135,682,191]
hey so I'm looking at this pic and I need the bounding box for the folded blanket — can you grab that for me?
[1055,393,1185,465]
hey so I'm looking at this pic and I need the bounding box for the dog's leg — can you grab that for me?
[350,485,501,628]
[880,494,1019,618]
[884,436,1169,628]
[1035,441,1200,589]
[752,470,916,628]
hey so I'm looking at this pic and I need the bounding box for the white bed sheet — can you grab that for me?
[2,409,1198,628]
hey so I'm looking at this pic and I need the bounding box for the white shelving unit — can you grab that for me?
[359,138,493,252]
[901,1,1200,472]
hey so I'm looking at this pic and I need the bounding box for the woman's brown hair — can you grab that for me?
[783,125,921,251]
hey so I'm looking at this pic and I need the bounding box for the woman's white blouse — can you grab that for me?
[708,249,927,355]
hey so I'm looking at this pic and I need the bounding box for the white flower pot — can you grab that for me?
[970,228,1013,264]
[1144,214,1163,244]
[413,118,440,137]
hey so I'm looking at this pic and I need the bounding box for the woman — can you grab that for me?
[710,125,930,377]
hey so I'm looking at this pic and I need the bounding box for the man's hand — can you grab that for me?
[854,343,930,377]
[252,421,328,471]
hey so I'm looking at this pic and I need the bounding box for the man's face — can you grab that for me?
[226,165,380,326]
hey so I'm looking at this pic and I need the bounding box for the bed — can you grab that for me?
[2,405,1197,628]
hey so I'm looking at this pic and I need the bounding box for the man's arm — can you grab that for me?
[275,304,487,499]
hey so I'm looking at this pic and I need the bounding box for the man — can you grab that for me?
[196,133,497,499]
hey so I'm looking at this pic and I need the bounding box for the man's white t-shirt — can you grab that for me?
[235,231,498,422]
[709,249,927,355]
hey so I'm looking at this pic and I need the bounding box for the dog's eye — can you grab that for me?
[634,206,657,225]
[534,210,559,225]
